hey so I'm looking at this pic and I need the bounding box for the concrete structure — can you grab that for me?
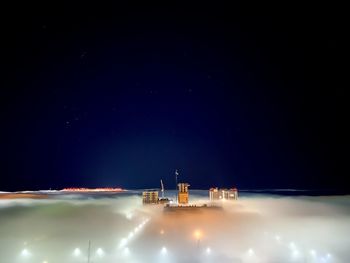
[177,183,190,204]
[142,190,159,204]
[209,187,238,200]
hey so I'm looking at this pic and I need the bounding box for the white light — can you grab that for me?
[310,249,316,256]
[206,247,211,254]
[275,235,281,241]
[248,248,254,256]
[119,238,127,248]
[73,248,81,256]
[327,253,332,258]
[123,247,130,256]
[128,232,134,238]
[42,261,48,263]
[289,242,296,250]
[292,249,299,258]
[161,246,167,255]
[96,248,104,256]
[21,249,30,257]
[126,212,133,220]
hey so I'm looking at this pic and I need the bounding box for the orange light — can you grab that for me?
[194,230,202,239]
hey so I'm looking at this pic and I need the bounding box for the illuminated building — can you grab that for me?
[223,188,238,200]
[209,187,238,200]
[209,187,220,200]
[177,183,190,204]
[142,190,159,204]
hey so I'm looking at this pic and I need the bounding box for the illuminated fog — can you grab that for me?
[0,191,349,263]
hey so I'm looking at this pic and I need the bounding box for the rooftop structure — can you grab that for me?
[209,187,238,201]
[177,183,190,204]
[142,190,159,204]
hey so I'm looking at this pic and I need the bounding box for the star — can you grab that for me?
[80,51,87,59]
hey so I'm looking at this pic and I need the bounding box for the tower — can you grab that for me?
[177,183,190,204]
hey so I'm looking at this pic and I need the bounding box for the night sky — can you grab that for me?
[1,3,346,191]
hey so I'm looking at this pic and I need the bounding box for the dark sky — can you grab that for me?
[0,3,346,191]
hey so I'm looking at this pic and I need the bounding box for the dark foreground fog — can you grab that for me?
[0,191,349,263]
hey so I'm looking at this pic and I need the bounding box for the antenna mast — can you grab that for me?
[175,169,179,203]
[160,179,164,198]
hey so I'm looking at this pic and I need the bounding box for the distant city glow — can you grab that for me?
[61,187,124,192]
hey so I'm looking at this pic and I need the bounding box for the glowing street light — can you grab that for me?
[206,247,211,254]
[194,230,202,239]
[289,242,296,250]
[126,212,133,220]
[123,247,130,256]
[73,248,81,256]
[161,246,167,255]
[119,238,127,248]
[292,249,299,257]
[194,230,202,248]
[21,249,30,257]
[310,249,316,257]
[248,248,254,256]
[96,248,104,257]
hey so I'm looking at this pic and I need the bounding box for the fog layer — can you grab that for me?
[0,191,349,263]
